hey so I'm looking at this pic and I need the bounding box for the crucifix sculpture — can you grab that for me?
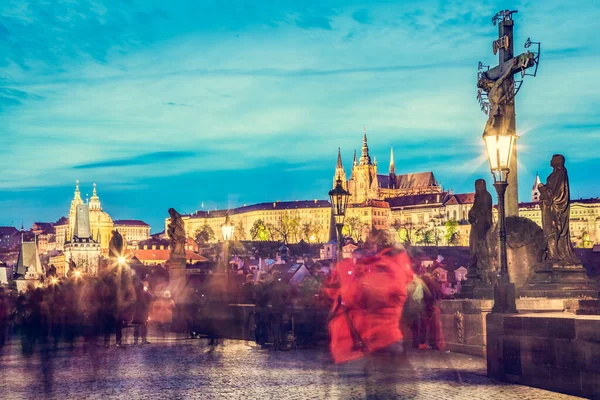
[477,10,540,216]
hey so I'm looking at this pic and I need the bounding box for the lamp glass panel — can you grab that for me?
[221,225,235,241]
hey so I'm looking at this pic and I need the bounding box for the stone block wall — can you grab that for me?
[487,312,600,398]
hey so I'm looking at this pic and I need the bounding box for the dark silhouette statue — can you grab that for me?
[108,229,124,260]
[538,154,580,265]
[468,179,493,283]
[167,208,186,258]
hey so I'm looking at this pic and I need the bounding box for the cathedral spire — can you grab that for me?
[333,147,347,190]
[353,150,357,166]
[359,127,372,165]
[389,146,395,174]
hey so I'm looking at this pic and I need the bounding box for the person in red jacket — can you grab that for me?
[328,247,416,398]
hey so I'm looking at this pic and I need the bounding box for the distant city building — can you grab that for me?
[0,226,19,250]
[31,222,57,253]
[114,220,151,243]
[170,200,333,244]
[0,262,11,285]
[493,175,600,248]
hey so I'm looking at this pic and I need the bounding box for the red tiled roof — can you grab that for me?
[132,249,207,262]
[444,193,475,206]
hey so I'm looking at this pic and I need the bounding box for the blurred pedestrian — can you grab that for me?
[133,280,152,345]
[150,291,175,340]
[254,272,270,348]
[421,272,446,352]
[328,247,417,398]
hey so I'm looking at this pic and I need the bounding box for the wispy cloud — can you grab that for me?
[1,0,599,228]
[73,151,197,169]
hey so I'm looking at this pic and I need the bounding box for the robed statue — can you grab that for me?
[468,179,493,282]
[167,208,186,258]
[538,154,580,265]
[108,229,124,260]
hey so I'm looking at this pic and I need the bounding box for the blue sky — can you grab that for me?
[1,0,599,232]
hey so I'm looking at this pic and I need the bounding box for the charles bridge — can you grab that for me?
[0,333,584,400]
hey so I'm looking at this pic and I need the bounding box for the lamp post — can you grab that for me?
[329,177,350,261]
[483,129,517,313]
[221,213,235,293]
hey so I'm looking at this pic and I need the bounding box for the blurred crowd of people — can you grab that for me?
[0,265,177,354]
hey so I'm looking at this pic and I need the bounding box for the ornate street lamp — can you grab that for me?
[483,129,517,313]
[221,212,235,271]
[329,177,350,260]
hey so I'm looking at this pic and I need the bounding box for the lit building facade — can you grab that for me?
[54,182,114,252]
[166,200,333,244]
[114,220,151,243]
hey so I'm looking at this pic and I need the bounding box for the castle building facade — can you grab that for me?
[338,129,443,205]
[167,200,333,244]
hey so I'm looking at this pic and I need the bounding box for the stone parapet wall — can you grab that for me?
[486,312,600,398]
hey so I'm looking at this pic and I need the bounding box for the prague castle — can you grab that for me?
[168,130,600,248]
[336,128,442,204]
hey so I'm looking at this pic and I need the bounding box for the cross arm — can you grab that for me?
[481,52,536,81]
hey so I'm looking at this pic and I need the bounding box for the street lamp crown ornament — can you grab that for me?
[329,176,350,226]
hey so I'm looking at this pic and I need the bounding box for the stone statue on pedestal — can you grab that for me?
[460,179,494,299]
[521,154,598,299]
[538,154,580,266]
[167,208,186,259]
[468,179,494,282]
[167,208,188,300]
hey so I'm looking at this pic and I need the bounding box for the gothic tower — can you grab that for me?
[333,147,348,190]
[67,181,83,241]
[388,146,396,189]
[531,173,541,203]
[348,128,379,204]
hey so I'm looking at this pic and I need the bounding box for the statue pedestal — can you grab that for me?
[167,255,187,301]
[520,264,598,299]
[460,279,494,299]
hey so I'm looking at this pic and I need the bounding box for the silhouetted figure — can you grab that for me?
[101,272,120,347]
[133,279,152,345]
[254,272,270,348]
[268,271,290,351]
[240,274,255,304]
